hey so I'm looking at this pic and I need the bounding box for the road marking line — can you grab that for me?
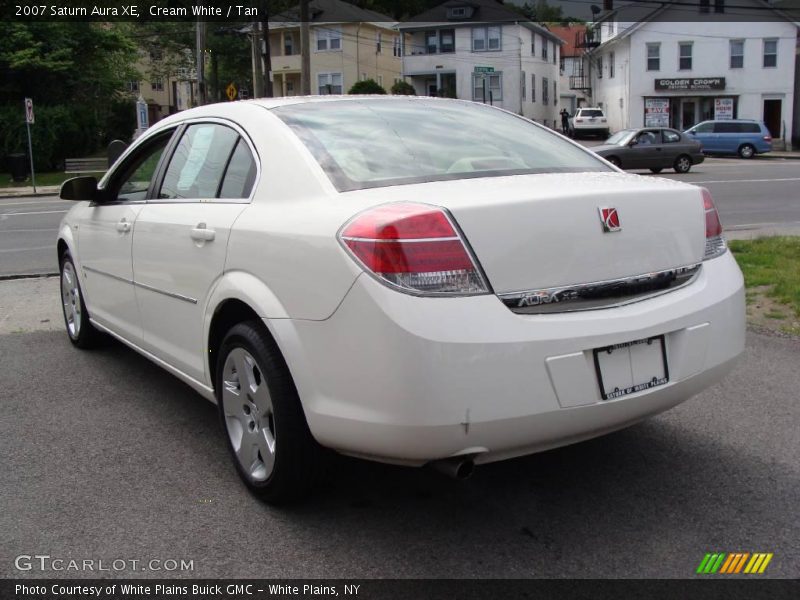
[0,199,68,207]
[0,245,53,253]
[0,210,68,216]
[0,228,59,233]
[692,177,800,184]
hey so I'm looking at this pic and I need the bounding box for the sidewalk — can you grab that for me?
[0,184,60,198]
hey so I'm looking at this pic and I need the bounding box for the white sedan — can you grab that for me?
[57,97,745,503]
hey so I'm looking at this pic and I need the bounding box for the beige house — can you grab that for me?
[125,48,195,125]
[266,0,404,96]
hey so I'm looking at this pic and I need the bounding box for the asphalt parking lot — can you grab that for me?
[1,279,798,579]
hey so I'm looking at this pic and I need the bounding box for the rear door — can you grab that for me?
[714,121,740,153]
[660,129,685,167]
[132,121,257,382]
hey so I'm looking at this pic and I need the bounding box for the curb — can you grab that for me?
[0,272,59,282]
[0,190,61,199]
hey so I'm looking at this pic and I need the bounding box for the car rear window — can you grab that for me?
[273,99,609,192]
[578,109,604,117]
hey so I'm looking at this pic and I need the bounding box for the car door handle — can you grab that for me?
[116,218,131,233]
[190,224,215,242]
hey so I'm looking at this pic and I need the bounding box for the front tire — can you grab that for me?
[607,156,621,168]
[673,155,692,173]
[738,144,755,159]
[216,321,322,504]
[59,252,101,349]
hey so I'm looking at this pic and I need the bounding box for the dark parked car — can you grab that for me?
[592,128,705,173]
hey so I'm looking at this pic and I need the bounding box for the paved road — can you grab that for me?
[0,196,71,277]
[1,158,798,277]
[1,294,798,578]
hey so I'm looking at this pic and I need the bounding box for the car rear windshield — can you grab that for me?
[273,99,609,192]
[578,109,604,117]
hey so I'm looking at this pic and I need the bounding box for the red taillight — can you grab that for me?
[339,203,489,295]
[763,135,772,142]
[700,187,726,259]
[576,118,584,122]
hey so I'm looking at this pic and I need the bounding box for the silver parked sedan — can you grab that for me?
[593,128,705,174]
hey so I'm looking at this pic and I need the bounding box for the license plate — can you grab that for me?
[593,336,669,400]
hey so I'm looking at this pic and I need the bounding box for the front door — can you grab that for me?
[681,100,696,130]
[763,99,781,138]
[76,132,173,343]
[133,122,257,382]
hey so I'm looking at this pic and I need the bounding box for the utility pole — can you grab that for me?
[251,20,263,98]
[261,0,273,97]
[300,0,311,95]
[196,19,206,105]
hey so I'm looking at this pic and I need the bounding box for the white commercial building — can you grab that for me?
[399,0,563,127]
[585,2,798,147]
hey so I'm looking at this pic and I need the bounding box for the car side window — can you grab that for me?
[159,124,239,199]
[714,122,740,134]
[636,131,658,145]
[741,123,761,133]
[219,138,257,199]
[112,134,171,202]
[663,130,681,143]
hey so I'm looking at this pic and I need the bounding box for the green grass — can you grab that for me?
[0,171,104,189]
[729,237,800,321]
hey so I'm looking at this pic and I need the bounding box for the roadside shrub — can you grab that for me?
[390,80,416,95]
[348,79,387,95]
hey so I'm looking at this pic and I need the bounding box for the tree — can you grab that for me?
[348,79,387,94]
[390,80,416,95]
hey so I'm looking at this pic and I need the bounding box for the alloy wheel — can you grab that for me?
[221,348,277,482]
[61,261,82,339]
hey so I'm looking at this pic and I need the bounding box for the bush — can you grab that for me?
[348,79,387,95]
[390,80,416,95]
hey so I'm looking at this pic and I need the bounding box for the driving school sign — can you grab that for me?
[655,78,725,91]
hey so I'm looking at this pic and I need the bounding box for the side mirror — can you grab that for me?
[60,176,99,201]
[628,139,638,146]
[688,130,696,135]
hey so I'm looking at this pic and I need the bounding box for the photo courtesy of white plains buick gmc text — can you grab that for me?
[57,97,745,502]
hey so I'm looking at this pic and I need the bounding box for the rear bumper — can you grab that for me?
[273,252,745,465]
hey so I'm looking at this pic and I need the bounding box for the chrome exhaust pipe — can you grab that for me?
[429,456,475,480]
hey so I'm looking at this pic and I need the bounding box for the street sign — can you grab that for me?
[474,66,495,73]
[23,98,36,192]
[24,97,34,124]
[226,83,238,101]
[136,95,149,130]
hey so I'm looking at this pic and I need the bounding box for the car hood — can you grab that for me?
[591,144,621,154]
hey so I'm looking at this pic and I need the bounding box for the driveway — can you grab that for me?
[1,279,798,579]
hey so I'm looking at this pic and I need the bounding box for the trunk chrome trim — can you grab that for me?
[83,266,198,304]
[499,263,702,314]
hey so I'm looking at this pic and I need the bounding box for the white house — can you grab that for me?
[584,1,799,148]
[398,0,563,127]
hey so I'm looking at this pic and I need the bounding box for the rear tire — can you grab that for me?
[673,155,692,173]
[216,321,322,504]
[59,252,101,349]
[738,144,755,159]
[649,167,663,174]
